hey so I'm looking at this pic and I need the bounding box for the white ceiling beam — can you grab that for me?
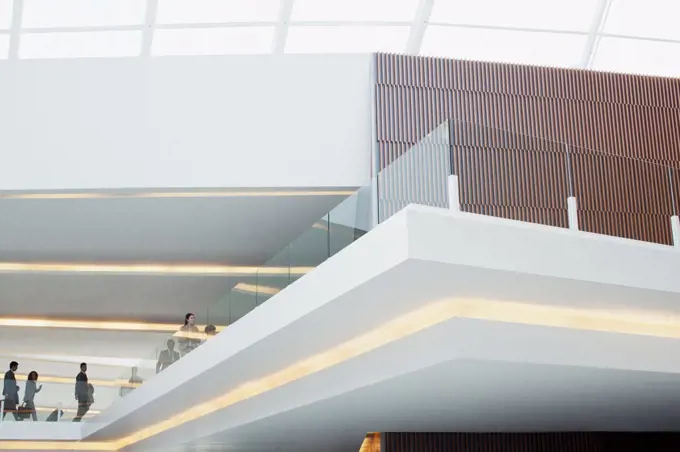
[427,22,586,36]
[272,0,294,53]
[21,24,142,34]
[405,0,434,54]
[141,0,159,57]
[580,0,613,68]
[8,0,23,59]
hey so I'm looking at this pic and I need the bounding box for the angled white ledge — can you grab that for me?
[3,206,679,449]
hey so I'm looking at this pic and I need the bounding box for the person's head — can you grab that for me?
[9,361,18,372]
[167,339,175,350]
[184,313,195,326]
[27,371,38,381]
[80,363,87,373]
[204,324,217,336]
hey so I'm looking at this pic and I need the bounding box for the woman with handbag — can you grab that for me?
[23,371,42,421]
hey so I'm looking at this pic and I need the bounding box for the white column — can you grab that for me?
[448,174,460,212]
[672,215,680,248]
[567,196,579,231]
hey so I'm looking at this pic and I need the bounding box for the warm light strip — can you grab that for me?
[0,318,178,332]
[233,282,281,296]
[35,407,101,415]
[0,262,313,276]
[311,222,329,231]
[5,298,680,450]
[0,353,155,369]
[115,301,459,448]
[455,299,680,338]
[0,190,356,200]
[0,443,114,451]
[0,319,224,334]
[15,373,141,389]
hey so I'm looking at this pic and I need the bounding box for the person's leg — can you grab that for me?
[73,401,89,422]
[73,401,84,422]
[5,399,19,421]
[27,401,37,421]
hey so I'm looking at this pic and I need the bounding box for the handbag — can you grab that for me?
[17,403,32,420]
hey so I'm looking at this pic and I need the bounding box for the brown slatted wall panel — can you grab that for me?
[462,204,568,228]
[570,152,674,244]
[382,432,680,452]
[453,147,568,208]
[375,53,680,243]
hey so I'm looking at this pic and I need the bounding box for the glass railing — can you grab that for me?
[377,118,680,247]
[377,120,452,222]
[101,185,373,405]
[1,389,83,423]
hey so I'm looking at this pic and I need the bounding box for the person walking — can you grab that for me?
[73,363,90,422]
[23,371,42,421]
[2,361,20,421]
[156,339,180,374]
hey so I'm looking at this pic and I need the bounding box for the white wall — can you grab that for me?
[0,55,373,191]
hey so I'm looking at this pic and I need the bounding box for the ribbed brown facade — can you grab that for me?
[375,54,680,244]
[382,432,680,452]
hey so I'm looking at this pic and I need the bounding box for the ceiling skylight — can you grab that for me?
[156,0,281,24]
[0,0,12,30]
[421,26,588,68]
[430,0,598,32]
[22,0,146,28]
[0,0,677,78]
[291,0,419,22]
[20,31,142,59]
[153,27,275,55]
[603,0,680,41]
[286,26,409,53]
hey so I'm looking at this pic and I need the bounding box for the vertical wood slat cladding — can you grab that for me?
[382,432,680,452]
[375,53,680,244]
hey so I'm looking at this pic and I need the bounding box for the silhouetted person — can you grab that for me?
[73,363,90,422]
[204,324,217,337]
[119,367,143,397]
[23,371,42,421]
[156,339,180,373]
[2,361,19,421]
[178,313,200,356]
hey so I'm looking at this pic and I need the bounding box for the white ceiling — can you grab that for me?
[174,361,680,452]
[0,0,677,77]
[0,193,345,263]
[0,192,348,322]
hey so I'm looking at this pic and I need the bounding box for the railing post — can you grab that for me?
[57,402,62,421]
[447,175,460,212]
[565,144,579,231]
[1,398,4,423]
[568,197,579,231]
[447,121,460,212]
[670,167,679,248]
